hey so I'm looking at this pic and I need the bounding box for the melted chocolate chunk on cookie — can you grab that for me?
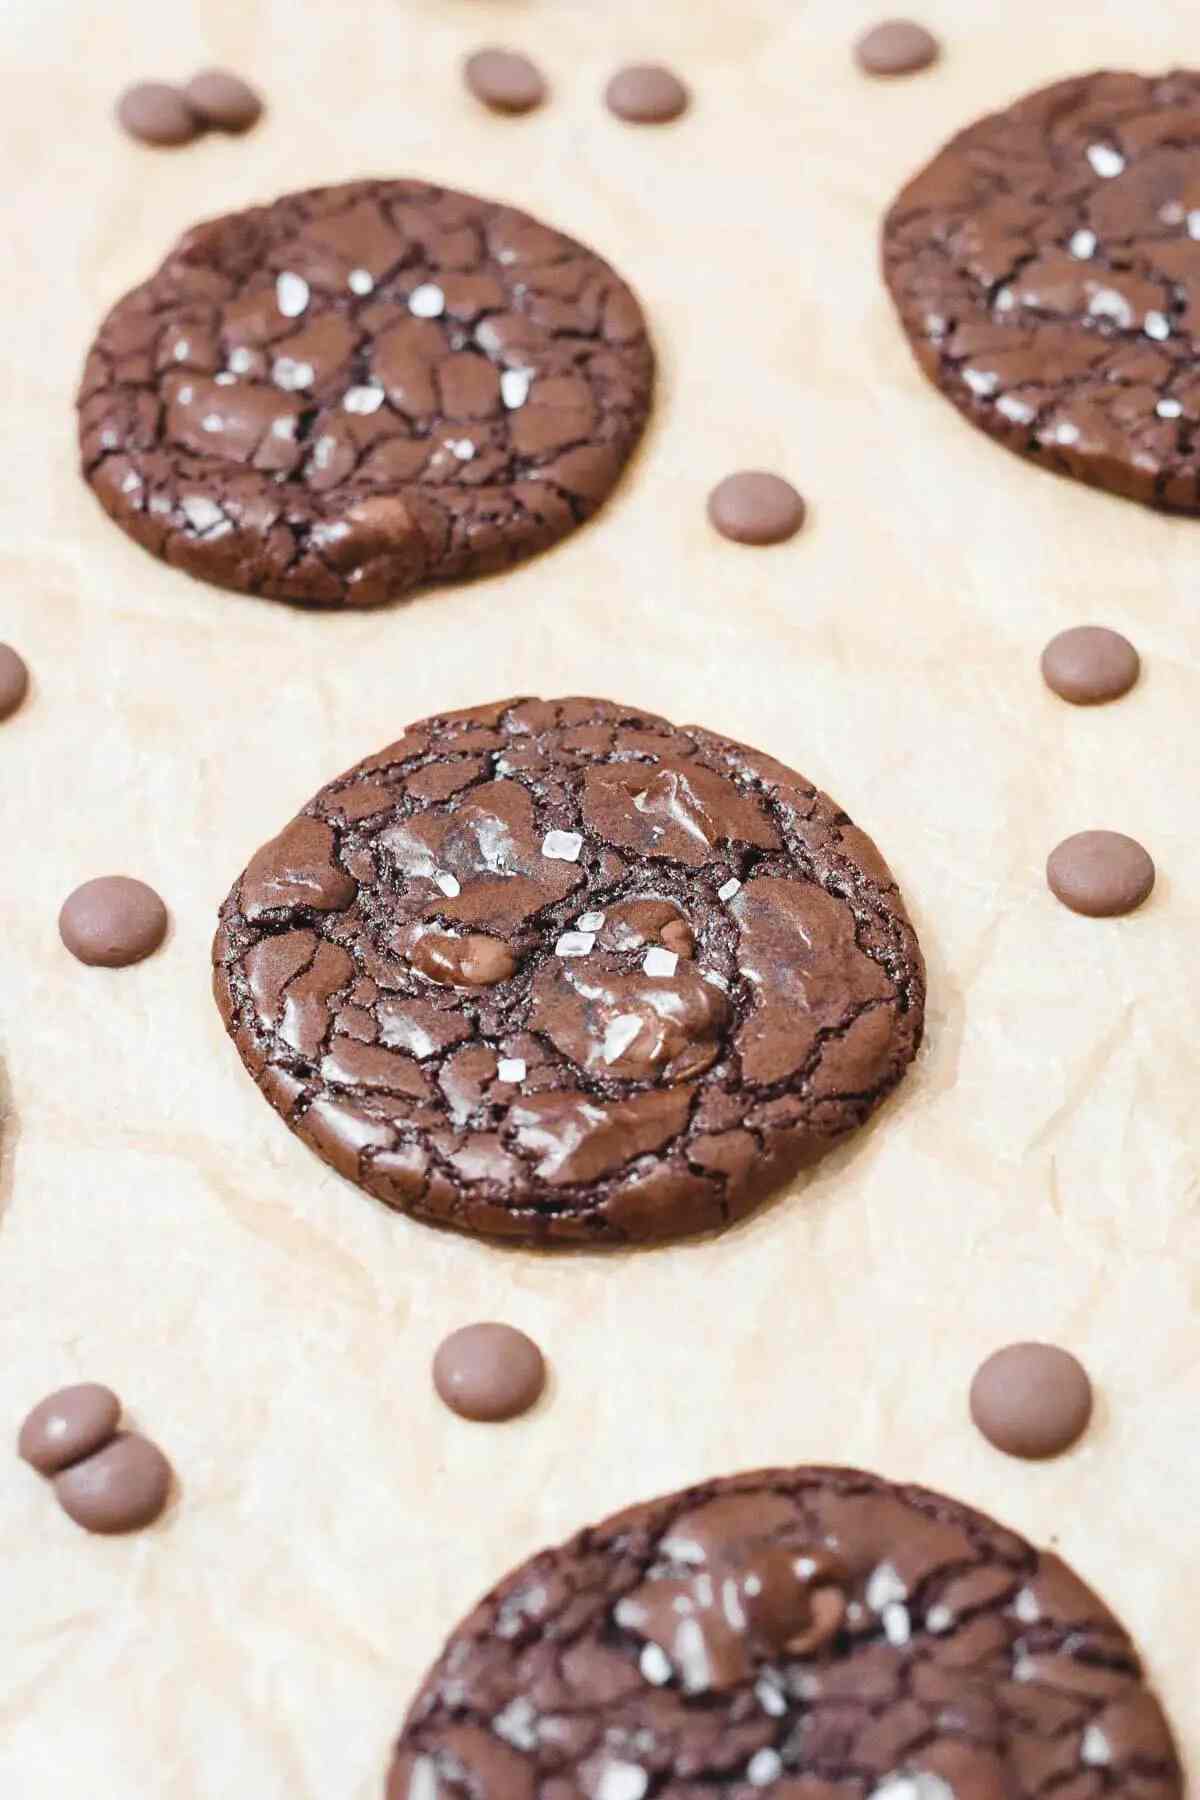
[213,698,924,1245]
[885,70,1200,512]
[387,1465,1182,1800]
[615,1495,848,1689]
[79,180,653,607]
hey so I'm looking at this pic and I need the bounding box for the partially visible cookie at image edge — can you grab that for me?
[78,180,653,608]
[386,1464,1182,1798]
[884,70,1200,513]
[212,697,925,1246]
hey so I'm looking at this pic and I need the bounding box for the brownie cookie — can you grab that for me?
[212,698,924,1245]
[79,181,653,607]
[386,1464,1182,1799]
[884,71,1200,512]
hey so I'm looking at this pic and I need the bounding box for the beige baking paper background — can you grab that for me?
[1,0,1197,1792]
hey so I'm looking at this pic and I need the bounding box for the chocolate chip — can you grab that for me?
[213,698,925,1246]
[183,69,263,132]
[53,1433,172,1534]
[1041,626,1140,704]
[410,932,517,987]
[618,1522,847,1691]
[854,19,940,76]
[464,49,547,114]
[432,1323,546,1421]
[59,876,169,967]
[18,1384,121,1476]
[659,918,695,958]
[708,471,806,545]
[970,1342,1094,1458]
[0,644,29,720]
[1046,830,1155,918]
[605,64,690,124]
[116,81,200,147]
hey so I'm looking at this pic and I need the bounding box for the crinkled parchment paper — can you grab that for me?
[1,0,1197,1792]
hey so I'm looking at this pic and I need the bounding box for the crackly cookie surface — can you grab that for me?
[884,70,1200,511]
[78,181,652,606]
[387,1465,1182,1800]
[212,698,924,1245]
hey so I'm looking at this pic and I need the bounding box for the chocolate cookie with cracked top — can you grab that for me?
[78,181,653,606]
[386,1464,1182,1799]
[884,70,1200,511]
[212,698,924,1244]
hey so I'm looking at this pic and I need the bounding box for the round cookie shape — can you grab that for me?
[78,180,654,608]
[386,1464,1182,1798]
[883,70,1200,513]
[1047,830,1155,916]
[212,697,925,1246]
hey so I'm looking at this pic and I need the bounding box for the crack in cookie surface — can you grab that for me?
[79,180,653,606]
[884,70,1200,511]
[213,698,925,1245]
[387,1465,1182,1800]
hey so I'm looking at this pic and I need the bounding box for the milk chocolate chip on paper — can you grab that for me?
[18,1383,173,1534]
[213,697,925,1246]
